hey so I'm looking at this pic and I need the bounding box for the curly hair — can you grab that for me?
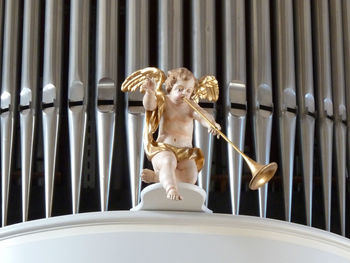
[164,68,198,94]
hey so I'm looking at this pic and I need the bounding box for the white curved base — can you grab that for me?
[131,182,212,213]
[0,211,350,263]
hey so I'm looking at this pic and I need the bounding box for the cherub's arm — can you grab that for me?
[191,101,221,137]
[141,78,157,111]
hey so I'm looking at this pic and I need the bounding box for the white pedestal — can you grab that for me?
[131,182,212,213]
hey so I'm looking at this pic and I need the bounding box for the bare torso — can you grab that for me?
[156,96,194,148]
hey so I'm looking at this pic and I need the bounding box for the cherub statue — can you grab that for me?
[122,67,220,201]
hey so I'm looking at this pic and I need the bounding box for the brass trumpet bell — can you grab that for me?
[247,160,278,190]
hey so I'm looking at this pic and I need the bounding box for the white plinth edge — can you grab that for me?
[0,211,349,263]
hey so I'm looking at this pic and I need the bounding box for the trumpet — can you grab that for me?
[183,97,277,190]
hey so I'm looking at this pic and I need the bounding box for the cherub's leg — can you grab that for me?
[152,151,182,200]
[141,168,159,183]
[175,159,198,184]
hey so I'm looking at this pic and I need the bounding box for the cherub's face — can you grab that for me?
[168,78,195,104]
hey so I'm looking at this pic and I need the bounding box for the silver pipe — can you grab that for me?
[223,0,247,215]
[125,110,144,208]
[19,0,40,222]
[42,0,63,218]
[96,0,118,212]
[294,0,315,227]
[1,0,20,227]
[329,0,347,236]
[0,0,3,225]
[125,0,149,208]
[192,0,216,205]
[125,0,149,76]
[191,0,216,76]
[312,0,334,231]
[343,0,350,194]
[274,0,297,222]
[68,0,90,214]
[250,0,274,218]
[0,0,3,82]
[158,0,183,71]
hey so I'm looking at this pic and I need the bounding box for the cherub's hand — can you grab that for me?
[208,122,221,139]
[140,77,155,94]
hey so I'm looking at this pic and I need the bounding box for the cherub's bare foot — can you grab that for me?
[166,187,183,201]
[141,169,159,183]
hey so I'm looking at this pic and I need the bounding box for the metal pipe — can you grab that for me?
[274,0,297,222]
[126,0,149,77]
[158,0,183,71]
[125,0,149,208]
[343,0,350,205]
[191,0,216,205]
[68,0,90,214]
[329,0,347,236]
[96,0,118,212]
[294,0,315,227]
[249,0,274,218]
[1,0,20,227]
[312,0,334,231]
[0,0,4,85]
[42,0,63,218]
[223,0,247,215]
[19,0,40,222]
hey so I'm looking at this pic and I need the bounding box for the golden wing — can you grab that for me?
[121,67,166,94]
[191,75,219,103]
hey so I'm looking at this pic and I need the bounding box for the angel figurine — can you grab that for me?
[122,67,221,201]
